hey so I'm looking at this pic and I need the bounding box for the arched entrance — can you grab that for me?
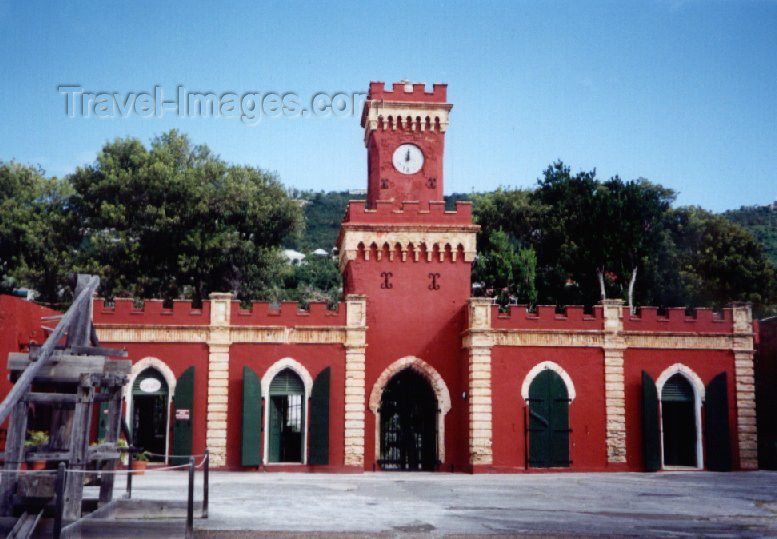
[267,368,305,463]
[379,368,437,471]
[132,368,169,462]
[527,369,570,468]
[661,373,698,467]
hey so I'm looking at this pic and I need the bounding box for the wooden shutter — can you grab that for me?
[642,370,660,472]
[171,366,194,465]
[705,372,731,471]
[241,367,262,467]
[309,367,330,466]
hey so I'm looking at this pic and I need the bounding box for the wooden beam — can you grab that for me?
[0,275,99,426]
[99,388,122,503]
[63,374,95,520]
[0,400,29,516]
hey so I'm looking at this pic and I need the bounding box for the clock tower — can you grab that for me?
[338,81,478,471]
[362,81,451,207]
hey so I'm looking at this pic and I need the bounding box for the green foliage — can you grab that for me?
[24,430,49,447]
[0,162,79,304]
[69,130,303,303]
[724,205,777,267]
[473,229,537,306]
[288,191,363,252]
[279,252,342,306]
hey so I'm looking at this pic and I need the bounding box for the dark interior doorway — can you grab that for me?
[661,373,697,467]
[379,368,437,471]
[268,369,304,463]
[132,368,169,462]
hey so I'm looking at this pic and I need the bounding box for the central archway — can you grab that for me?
[379,369,437,470]
[369,356,452,469]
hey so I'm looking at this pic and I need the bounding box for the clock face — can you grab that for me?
[392,144,424,175]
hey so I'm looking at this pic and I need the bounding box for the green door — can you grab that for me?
[171,367,194,465]
[661,373,697,467]
[642,370,661,472]
[706,372,731,471]
[241,366,262,467]
[309,367,330,466]
[528,369,570,468]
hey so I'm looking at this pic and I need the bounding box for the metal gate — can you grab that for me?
[379,369,437,471]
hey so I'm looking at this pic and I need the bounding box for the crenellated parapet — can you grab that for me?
[623,307,733,334]
[361,81,452,146]
[493,305,602,330]
[338,200,479,270]
[93,298,211,325]
[231,301,345,326]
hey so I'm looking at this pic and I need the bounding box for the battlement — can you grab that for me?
[231,301,346,326]
[492,305,602,330]
[623,307,732,333]
[368,81,447,103]
[93,298,211,325]
[342,200,474,225]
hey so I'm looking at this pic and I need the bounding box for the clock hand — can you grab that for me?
[405,150,410,162]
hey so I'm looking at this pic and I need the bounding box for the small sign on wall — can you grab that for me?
[175,408,190,420]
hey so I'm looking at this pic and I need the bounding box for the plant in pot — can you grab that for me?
[24,430,49,470]
[132,450,150,474]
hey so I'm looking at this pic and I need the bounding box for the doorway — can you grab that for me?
[528,369,570,468]
[661,373,698,467]
[131,368,169,462]
[379,368,437,471]
[268,369,305,463]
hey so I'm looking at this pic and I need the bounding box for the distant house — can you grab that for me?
[282,249,305,265]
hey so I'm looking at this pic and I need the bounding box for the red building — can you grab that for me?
[2,82,759,472]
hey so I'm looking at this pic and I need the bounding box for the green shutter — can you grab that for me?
[642,370,661,472]
[528,369,570,467]
[171,366,194,465]
[706,372,732,471]
[97,401,109,440]
[268,396,281,463]
[241,367,262,467]
[309,367,330,466]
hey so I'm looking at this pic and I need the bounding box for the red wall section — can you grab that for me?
[104,342,210,456]
[623,349,739,470]
[93,299,210,326]
[230,301,345,326]
[492,305,602,331]
[343,200,473,225]
[0,296,59,398]
[623,307,733,333]
[346,254,472,470]
[367,81,448,103]
[226,343,346,470]
[490,347,607,471]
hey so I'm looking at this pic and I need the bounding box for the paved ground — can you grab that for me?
[125,470,777,537]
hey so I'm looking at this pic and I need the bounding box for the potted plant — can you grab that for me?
[132,450,150,474]
[24,430,49,470]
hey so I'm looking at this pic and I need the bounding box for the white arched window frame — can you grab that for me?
[123,357,177,464]
[656,363,705,470]
[520,361,577,402]
[261,358,314,465]
[368,356,452,464]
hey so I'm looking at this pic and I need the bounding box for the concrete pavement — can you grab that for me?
[125,470,777,537]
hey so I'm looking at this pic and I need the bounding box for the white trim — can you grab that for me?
[520,361,576,401]
[261,358,313,465]
[124,357,176,464]
[656,363,704,470]
[369,356,452,465]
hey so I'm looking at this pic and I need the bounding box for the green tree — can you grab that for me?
[69,130,303,303]
[0,162,78,303]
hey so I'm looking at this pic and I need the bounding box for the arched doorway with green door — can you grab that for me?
[522,362,575,468]
[131,368,169,462]
[660,372,701,468]
[267,368,305,463]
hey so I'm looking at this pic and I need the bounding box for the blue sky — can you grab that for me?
[1,0,775,212]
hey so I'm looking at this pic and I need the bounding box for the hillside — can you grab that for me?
[724,204,777,266]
